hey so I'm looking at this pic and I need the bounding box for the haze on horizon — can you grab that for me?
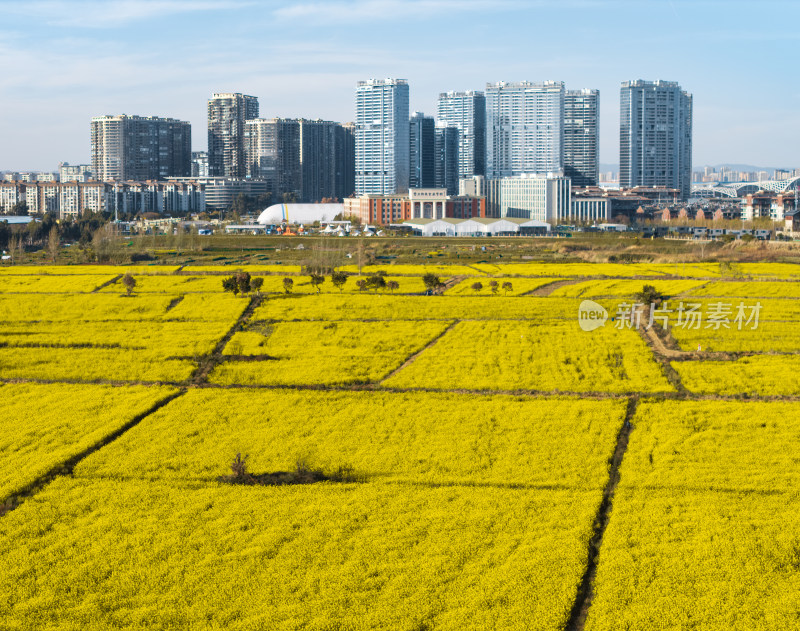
[1,0,798,172]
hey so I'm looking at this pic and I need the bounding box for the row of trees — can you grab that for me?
[221,272,265,296]
[471,280,513,295]
[221,270,449,296]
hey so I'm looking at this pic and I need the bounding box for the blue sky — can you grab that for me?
[1,0,798,171]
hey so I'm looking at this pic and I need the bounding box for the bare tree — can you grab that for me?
[47,226,59,264]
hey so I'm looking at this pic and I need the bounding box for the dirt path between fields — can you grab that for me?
[566,396,638,631]
[190,295,263,385]
[527,279,581,296]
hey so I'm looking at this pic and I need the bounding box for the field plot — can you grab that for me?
[254,293,584,322]
[586,400,800,630]
[339,263,481,277]
[0,320,232,355]
[445,276,563,296]
[210,320,452,385]
[0,478,601,631]
[0,274,117,293]
[0,347,196,383]
[100,275,227,294]
[470,262,671,278]
[673,355,800,396]
[77,389,627,488]
[384,321,674,393]
[733,262,800,279]
[0,294,177,322]
[689,280,800,298]
[550,278,706,298]
[0,383,177,502]
[182,264,302,274]
[0,265,181,275]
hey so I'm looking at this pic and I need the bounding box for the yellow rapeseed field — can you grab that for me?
[3,263,800,628]
[0,478,602,631]
[384,320,674,393]
[0,383,177,501]
[210,320,452,385]
[76,389,627,488]
[586,400,800,630]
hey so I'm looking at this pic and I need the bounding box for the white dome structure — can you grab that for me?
[257,203,344,225]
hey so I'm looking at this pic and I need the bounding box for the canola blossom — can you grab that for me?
[673,355,800,396]
[0,383,177,501]
[211,320,452,385]
[384,320,674,393]
[586,399,800,630]
[0,478,602,631]
[77,389,627,488]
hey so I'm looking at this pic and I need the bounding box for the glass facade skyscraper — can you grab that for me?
[355,79,410,195]
[619,80,692,199]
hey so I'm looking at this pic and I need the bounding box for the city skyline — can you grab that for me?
[1,0,798,171]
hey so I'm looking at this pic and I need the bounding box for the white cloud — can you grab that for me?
[3,1,256,28]
[273,0,523,22]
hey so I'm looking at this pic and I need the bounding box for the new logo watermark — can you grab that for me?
[578,300,762,331]
[578,300,608,332]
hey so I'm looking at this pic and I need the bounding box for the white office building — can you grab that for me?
[485,81,564,178]
[486,173,571,223]
[355,79,410,195]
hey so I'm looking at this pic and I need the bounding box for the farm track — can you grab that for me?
[566,396,638,631]
[190,294,263,385]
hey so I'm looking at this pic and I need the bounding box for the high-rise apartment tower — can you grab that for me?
[485,81,564,178]
[244,118,301,200]
[90,115,191,181]
[563,89,599,187]
[355,79,410,195]
[436,91,486,179]
[409,112,435,189]
[619,80,692,199]
[434,124,459,195]
[207,93,259,178]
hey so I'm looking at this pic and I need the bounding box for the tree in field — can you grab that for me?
[489,280,499,295]
[635,284,663,306]
[310,273,325,293]
[251,277,264,295]
[235,271,252,295]
[386,280,399,293]
[356,279,368,292]
[502,281,513,295]
[471,282,483,294]
[422,273,442,294]
[222,276,240,296]
[121,273,137,296]
[283,277,294,294]
[366,273,386,292]
[331,270,348,292]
